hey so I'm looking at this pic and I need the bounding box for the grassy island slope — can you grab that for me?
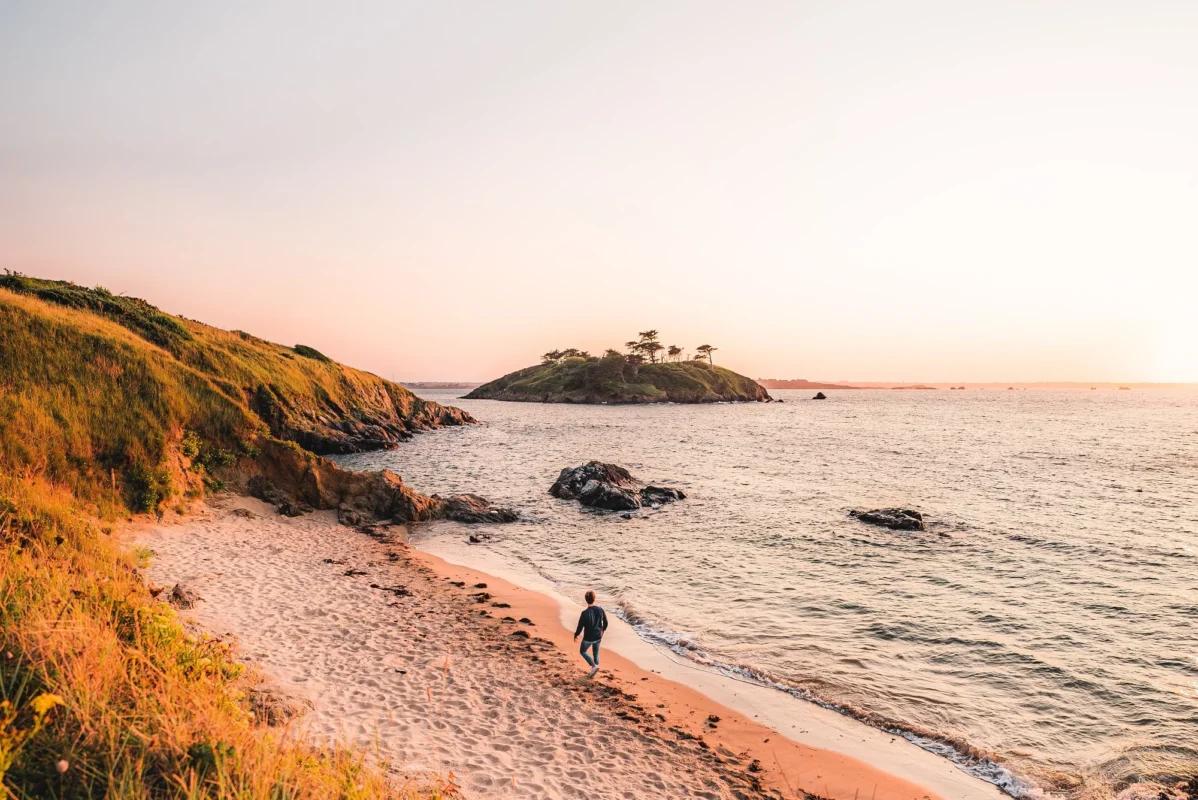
[0,275,466,799]
[466,355,771,403]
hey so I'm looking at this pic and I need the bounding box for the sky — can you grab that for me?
[2,2,1196,383]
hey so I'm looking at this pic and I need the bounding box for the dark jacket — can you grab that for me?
[575,605,608,641]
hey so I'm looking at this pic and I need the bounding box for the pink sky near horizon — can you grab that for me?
[3,2,1196,383]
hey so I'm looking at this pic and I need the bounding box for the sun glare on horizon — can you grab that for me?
[2,1,1196,383]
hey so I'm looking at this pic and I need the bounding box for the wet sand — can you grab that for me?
[131,496,1003,800]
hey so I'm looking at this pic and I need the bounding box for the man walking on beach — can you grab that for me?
[573,590,608,678]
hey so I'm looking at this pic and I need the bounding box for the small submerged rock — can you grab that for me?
[550,461,686,513]
[812,391,827,400]
[849,507,926,531]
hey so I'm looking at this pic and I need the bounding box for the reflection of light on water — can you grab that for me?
[333,387,1198,797]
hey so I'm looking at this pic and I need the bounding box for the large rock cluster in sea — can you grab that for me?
[849,507,926,531]
[550,461,685,512]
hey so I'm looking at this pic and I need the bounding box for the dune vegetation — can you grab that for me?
[0,274,463,798]
[466,332,770,404]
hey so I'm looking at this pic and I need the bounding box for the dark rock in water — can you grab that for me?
[577,479,641,511]
[168,583,200,609]
[551,462,639,499]
[813,391,827,400]
[849,507,926,531]
[436,493,519,523]
[551,461,685,513]
[641,485,686,504]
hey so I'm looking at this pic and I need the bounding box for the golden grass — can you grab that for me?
[0,473,458,798]
[0,284,458,798]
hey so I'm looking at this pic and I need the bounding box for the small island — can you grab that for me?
[465,331,771,404]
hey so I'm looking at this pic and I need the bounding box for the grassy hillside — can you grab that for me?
[0,273,471,456]
[465,353,771,403]
[0,275,465,798]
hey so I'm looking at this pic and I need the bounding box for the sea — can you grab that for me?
[333,387,1198,799]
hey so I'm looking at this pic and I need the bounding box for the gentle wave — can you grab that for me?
[613,598,1040,799]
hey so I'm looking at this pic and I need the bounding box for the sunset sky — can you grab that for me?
[3,2,1195,382]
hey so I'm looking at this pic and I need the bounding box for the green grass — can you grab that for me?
[465,353,770,403]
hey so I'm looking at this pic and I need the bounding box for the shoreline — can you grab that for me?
[413,535,1006,800]
[131,497,1003,800]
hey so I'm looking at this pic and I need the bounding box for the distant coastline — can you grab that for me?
[756,380,1196,391]
[402,381,483,390]
[756,378,861,390]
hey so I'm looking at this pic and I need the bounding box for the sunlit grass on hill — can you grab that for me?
[0,280,459,798]
[0,273,466,456]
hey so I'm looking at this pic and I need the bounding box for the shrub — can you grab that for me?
[126,464,171,513]
[292,344,331,362]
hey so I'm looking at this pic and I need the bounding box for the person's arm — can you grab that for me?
[600,608,608,632]
[574,610,586,640]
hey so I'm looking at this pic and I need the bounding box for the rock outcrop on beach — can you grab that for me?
[550,461,686,512]
[436,493,521,524]
[813,392,827,400]
[248,440,517,525]
[466,354,771,404]
[849,508,927,531]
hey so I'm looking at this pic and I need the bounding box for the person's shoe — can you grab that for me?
[587,665,599,679]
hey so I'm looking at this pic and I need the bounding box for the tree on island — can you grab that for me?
[636,330,663,363]
[542,333,717,368]
[542,348,590,364]
[624,330,665,363]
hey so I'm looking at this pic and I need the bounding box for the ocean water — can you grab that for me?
[335,388,1198,799]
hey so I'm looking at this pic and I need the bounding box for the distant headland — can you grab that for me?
[465,331,771,404]
[756,378,861,390]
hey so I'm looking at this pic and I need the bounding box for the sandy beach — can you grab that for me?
[131,497,1004,800]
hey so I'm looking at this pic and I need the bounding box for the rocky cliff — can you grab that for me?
[0,273,497,522]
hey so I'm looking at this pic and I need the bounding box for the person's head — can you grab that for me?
[585,590,595,605]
